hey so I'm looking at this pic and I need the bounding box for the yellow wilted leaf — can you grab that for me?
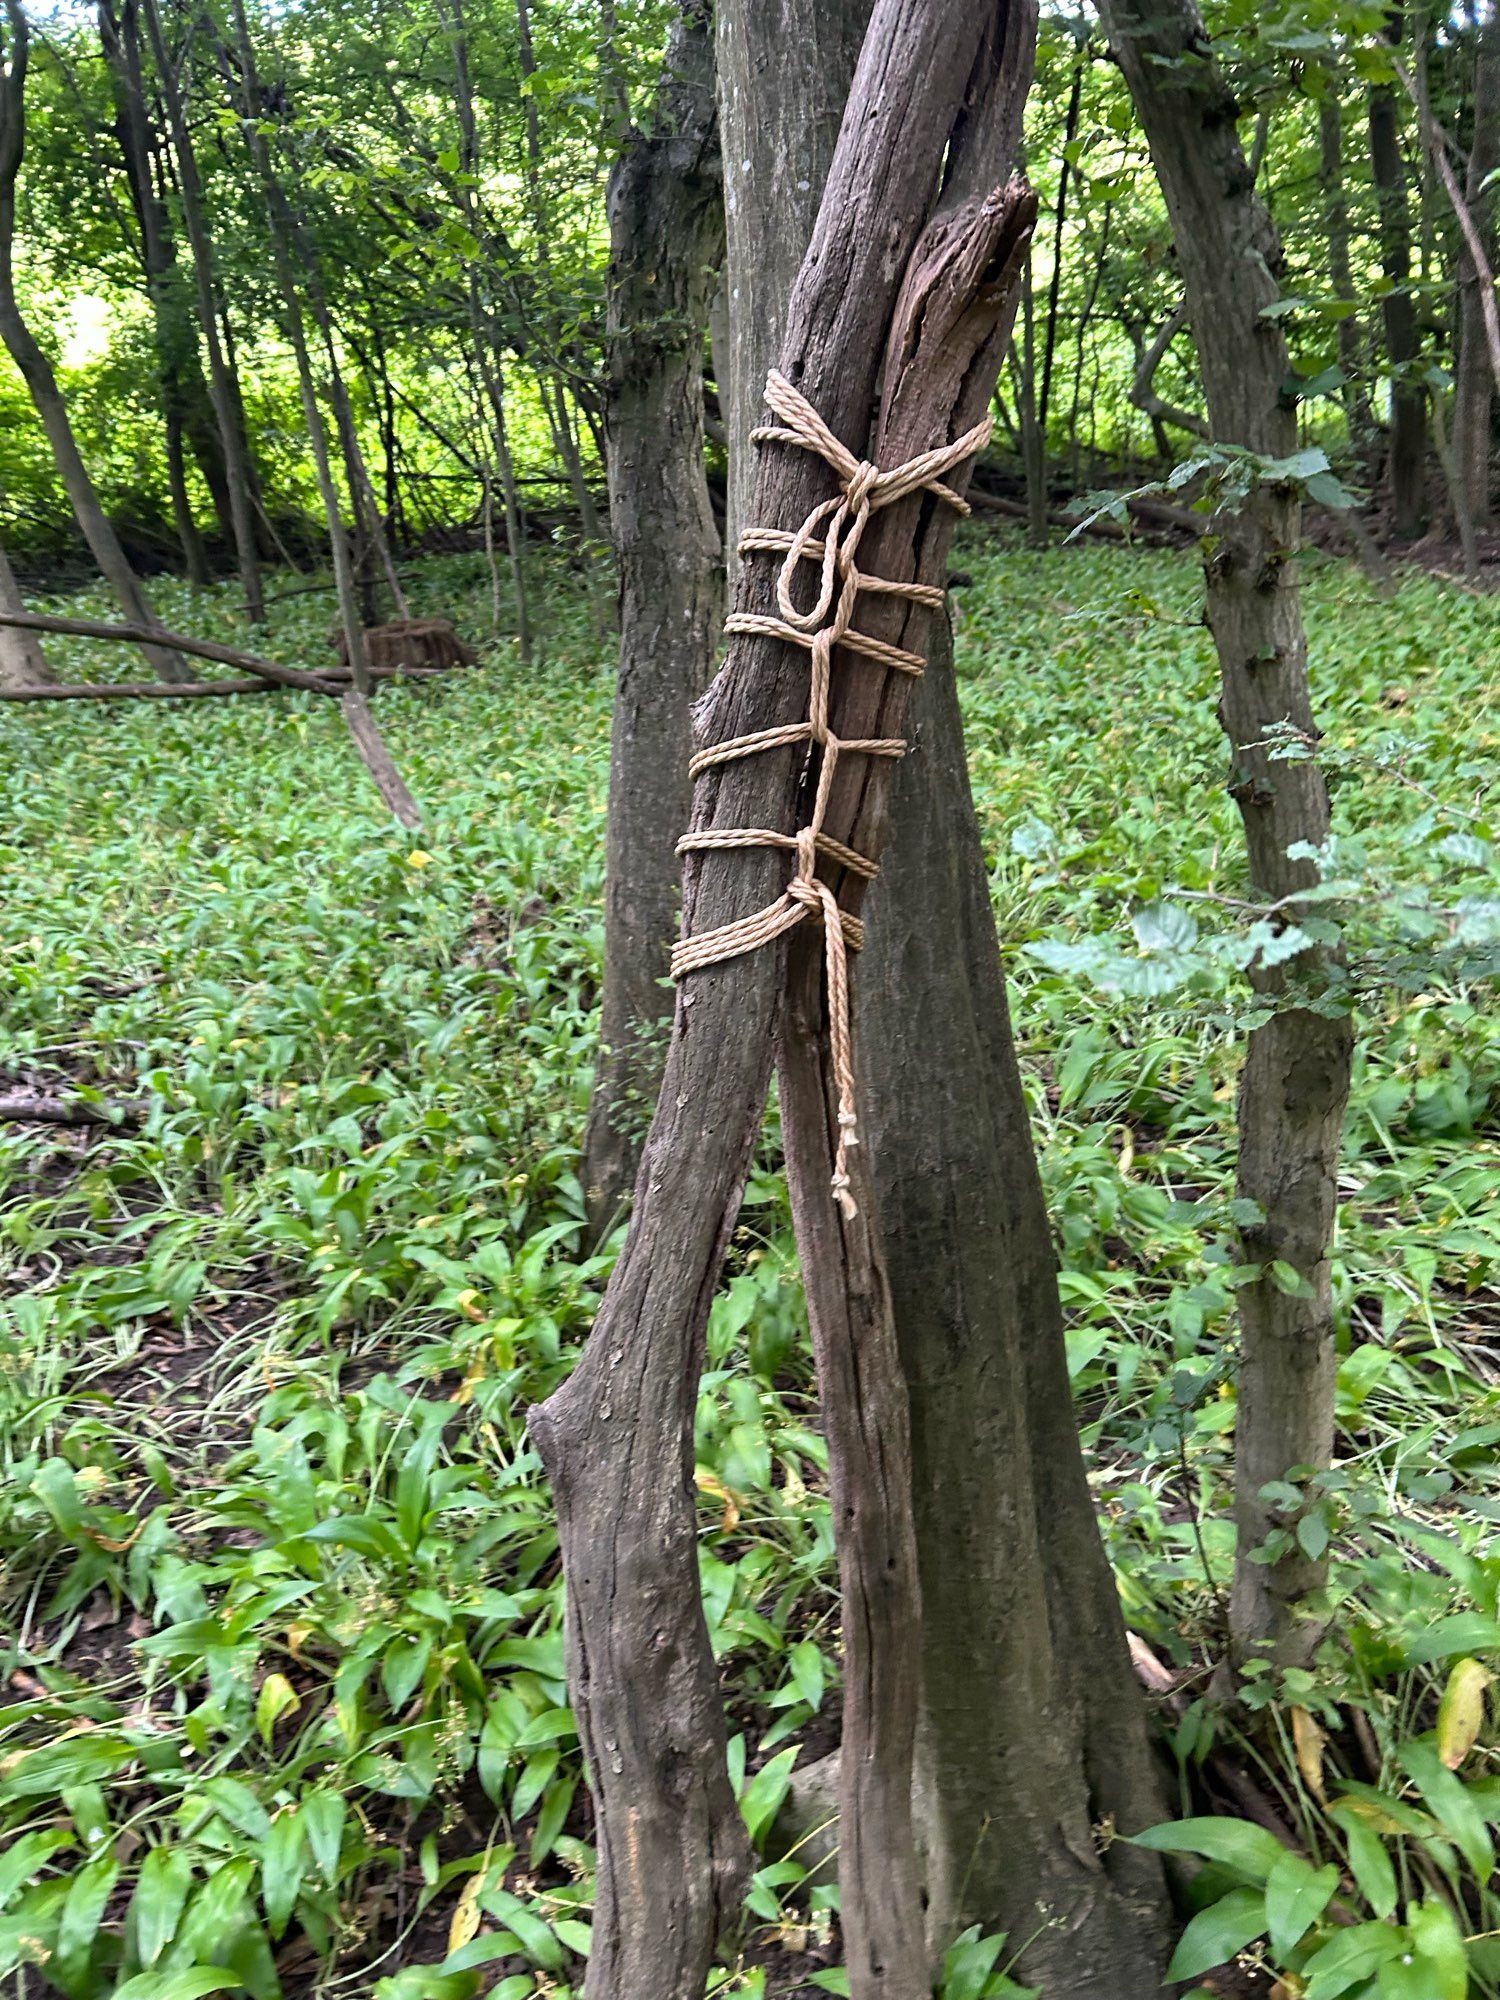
[256,1672,302,1745]
[453,1353,488,1408]
[406,849,433,870]
[286,1620,314,1663]
[455,1288,486,1322]
[1336,1794,1406,1835]
[1292,1705,1328,1804]
[1438,1657,1493,1770]
[695,1469,743,1534]
[1116,1125,1135,1177]
[448,1873,484,1955]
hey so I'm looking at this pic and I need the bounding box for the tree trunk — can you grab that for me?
[0,533,50,688]
[530,10,1040,1994]
[581,2,724,1236]
[1454,6,1499,527]
[1369,29,1427,537]
[719,0,1172,1981]
[140,0,265,620]
[715,0,870,563]
[1098,0,1355,1673]
[1318,91,1377,463]
[0,0,192,683]
[224,0,421,828]
[861,616,1173,1993]
[97,0,217,583]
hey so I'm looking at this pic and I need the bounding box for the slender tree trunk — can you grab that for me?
[140,0,264,620]
[581,2,724,1235]
[225,0,421,827]
[1369,23,1427,537]
[0,533,50,688]
[1455,6,1499,526]
[0,0,191,682]
[1099,0,1355,1674]
[531,12,1042,1994]
[1318,91,1377,464]
[97,0,215,583]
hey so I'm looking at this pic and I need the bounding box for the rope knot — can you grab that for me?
[673,370,993,1217]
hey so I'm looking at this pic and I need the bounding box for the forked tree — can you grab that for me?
[1097,0,1355,1670]
[532,3,1171,1997]
[718,0,1171,1985]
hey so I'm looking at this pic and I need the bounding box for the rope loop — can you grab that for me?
[670,371,992,1216]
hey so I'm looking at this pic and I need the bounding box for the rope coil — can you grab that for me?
[672,370,991,1217]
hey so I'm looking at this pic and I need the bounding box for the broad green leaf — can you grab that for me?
[1330,1803,1398,1919]
[940,1924,1005,2000]
[1302,1920,1407,1999]
[1166,1887,1266,1981]
[301,1789,347,1883]
[53,1850,119,1995]
[1264,1850,1339,1955]
[1408,1899,1468,1999]
[0,1829,75,1913]
[132,1845,195,1967]
[739,1746,800,1847]
[1130,1816,1284,1882]
[112,1973,245,2000]
[1400,1739,1494,1883]
[262,1808,307,1938]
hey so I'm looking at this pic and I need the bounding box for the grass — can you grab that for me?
[0,528,1497,1998]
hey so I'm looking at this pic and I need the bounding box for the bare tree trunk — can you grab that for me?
[861,616,1173,1994]
[530,11,1040,1994]
[1369,23,1428,537]
[140,0,264,620]
[97,0,214,584]
[581,2,724,1236]
[225,0,421,827]
[715,0,869,562]
[1098,0,1355,1674]
[1318,91,1377,464]
[1453,9,1499,526]
[0,0,192,683]
[0,532,50,688]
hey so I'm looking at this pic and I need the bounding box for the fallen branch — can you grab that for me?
[0,1092,141,1128]
[0,608,340,692]
[0,661,458,703]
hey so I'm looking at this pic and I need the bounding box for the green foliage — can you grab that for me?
[1,534,1496,1992]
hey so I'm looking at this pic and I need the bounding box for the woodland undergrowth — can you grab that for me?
[1,529,1497,1999]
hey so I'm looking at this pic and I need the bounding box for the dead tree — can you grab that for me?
[529,5,1043,1995]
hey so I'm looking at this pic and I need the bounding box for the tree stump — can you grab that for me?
[334,617,475,673]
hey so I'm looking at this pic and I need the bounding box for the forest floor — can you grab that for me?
[1,528,1498,1999]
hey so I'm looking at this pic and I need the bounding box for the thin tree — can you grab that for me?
[139,0,265,621]
[0,0,192,682]
[1368,11,1428,537]
[580,0,723,1233]
[1097,0,1355,1673]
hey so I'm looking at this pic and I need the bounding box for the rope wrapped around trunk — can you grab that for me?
[672,369,991,1217]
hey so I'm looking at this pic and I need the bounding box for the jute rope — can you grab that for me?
[672,369,991,1218]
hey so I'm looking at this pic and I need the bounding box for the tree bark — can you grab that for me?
[97,0,217,584]
[0,534,50,688]
[224,0,422,828]
[1368,25,1428,538]
[138,0,265,620]
[581,0,724,1237]
[0,0,193,684]
[529,10,1039,1994]
[715,0,869,562]
[1452,10,1499,526]
[1098,0,1355,1673]
[1317,91,1377,461]
[861,617,1174,1994]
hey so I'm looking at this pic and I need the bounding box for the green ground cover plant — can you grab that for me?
[1,529,1497,1997]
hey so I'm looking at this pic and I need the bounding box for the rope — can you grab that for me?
[671,369,991,1218]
